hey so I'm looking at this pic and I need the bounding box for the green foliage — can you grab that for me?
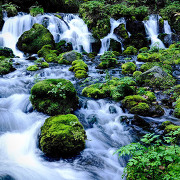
[29,5,44,17]
[79,1,111,39]
[30,79,79,115]
[40,114,86,158]
[115,130,180,180]
[97,51,117,69]
[2,2,18,17]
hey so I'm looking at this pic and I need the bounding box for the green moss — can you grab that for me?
[0,47,14,58]
[97,51,117,69]
[140,62,172,74]
[174,98,180,118]
[116,24,128,39]
[162,121,180,134]
[0,57,15,75]
[17,23,55,53]
[75,70,88,79]
[122,62,136,74]
[137,53,149,61]
[69,59,88,79]
[58,51,82,65]
[40,114,86,158]
[123,46,137,55]
[133,71,142,78]
[55,40,73,54]
[79,1,111,39]
[30,79,79,115]
[139,47,149,53]
[122,95,147,109]
[82,77,136,100]
[29,6,44,17]
[129,102,150,116]
[26,65,39,71]
[41,62,49,68]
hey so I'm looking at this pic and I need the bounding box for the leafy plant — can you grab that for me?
[115,129,180,180]
[48,82,66,99]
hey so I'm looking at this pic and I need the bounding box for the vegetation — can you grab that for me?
[40,114,86,158]
[29,5,44,16]
[97,51,117,69]
[30,79,79,115]
[115,130,180,180]
[0,56,15,75]
[17,23,55,53]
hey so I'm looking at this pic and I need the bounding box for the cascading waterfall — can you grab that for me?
[164,20,172,34]
[143,15,165,48]
[0,13,92,57]
[99,18,126,55]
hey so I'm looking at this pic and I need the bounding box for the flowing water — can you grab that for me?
[99,18,126,55]
[143,15,165,48]
[0,13,92,57]
[0,13,132,178]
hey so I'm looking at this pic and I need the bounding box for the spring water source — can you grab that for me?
[143,15,166,48]
[0,13,92,57]
[0,13,133,179]
[99,18,126,55]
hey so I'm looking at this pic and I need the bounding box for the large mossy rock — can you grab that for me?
[0,56,15,75]
[30,79,79,116]
[17,23,55,54]
[0,47,14,57]
[114,24,128,40]
[137,66,176,90]
[40,114,86,158]
[58,51,82,64]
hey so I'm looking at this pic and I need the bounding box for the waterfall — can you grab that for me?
[164,20,172,34]
[0,13,92,57]
[99,18,126,55]
[143,15,165,49]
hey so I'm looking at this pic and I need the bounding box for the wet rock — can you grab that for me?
[109,106,117,114]
[87,114,99,127]
[131,115,151,129]
[126,20,146,35]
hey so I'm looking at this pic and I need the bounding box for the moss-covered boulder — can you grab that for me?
[109,39,122,53]
[30,79,79,115]
[114,24,128,39]
[37,45,58,62]
[26,65,39,71]
[40,114,86,158]
[69,59,88,79]
[82,77,136,100]
[97,51,117,69]
[122,95,147,110]
[123,46,138,55]
[17,23,55,53]
[121,62,136,75]
[0,56,15,75]
[162,121,180,134]
[140,62,172,74]
[58,51,82,65]
[0,47,14,58]
[129,102,150,116]
[137,66,176,90]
